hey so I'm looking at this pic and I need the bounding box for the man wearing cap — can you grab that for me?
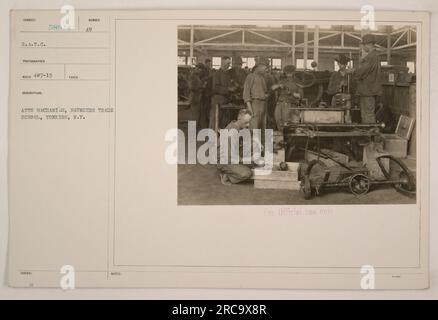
[328,54,351,104]
[204,59,213,76]
[348,34,382,123]
[243,57,269,130]
[223,56,248,124]
[263,65,278,130]
[272,64,303,129]
[201,59,213,128]
[189,63,204,129]
[228,56,247,89]
[209,56,235,130]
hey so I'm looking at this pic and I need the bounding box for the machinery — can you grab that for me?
[301,153,416,199]
[282,64,412,197]
[282,73,416,200]
[332,92,352,123]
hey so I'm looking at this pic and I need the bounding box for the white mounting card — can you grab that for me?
[7,10,429,289]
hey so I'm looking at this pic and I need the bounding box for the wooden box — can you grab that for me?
[382,134,408,158]
[382,115,415,158]
[302,110,344,124]
[253,169,300,191]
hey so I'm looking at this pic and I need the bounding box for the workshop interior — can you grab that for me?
[177,24,417,205]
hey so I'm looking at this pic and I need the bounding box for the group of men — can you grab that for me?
[188,56,303,133]
[184,33,383,185]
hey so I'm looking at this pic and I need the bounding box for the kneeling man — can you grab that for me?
[217,109,254,185]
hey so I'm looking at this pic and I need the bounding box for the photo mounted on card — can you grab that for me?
[8,9,429,289]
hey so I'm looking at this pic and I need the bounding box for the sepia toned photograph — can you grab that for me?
[177,23,418,205]
[5,8,430,292]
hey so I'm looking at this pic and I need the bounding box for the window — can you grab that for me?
[407,61,416,73]
[212,57,232,69]
[380,61,388,66]
[296,59,314,70]
[178,56,187,65]
[334,60,354,71]
[242,57,256,69]
[178,56,197,66]
[212,57,222,69]
[189,57,197,66]
[271,58,282,70]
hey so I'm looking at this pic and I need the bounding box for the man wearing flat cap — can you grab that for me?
[209,56,234,130]
[272,64,303,129]
[348,34,382,123]
[328,54,351,99]
[243,57,269,130]
[188,63,205,129]
[228,56,247,89]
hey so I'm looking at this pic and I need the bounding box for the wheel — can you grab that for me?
[348,174,371,196]
[293,70,316,88]
[375,155,416,197]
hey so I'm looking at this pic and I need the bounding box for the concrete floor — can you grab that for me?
[177,164,416,205]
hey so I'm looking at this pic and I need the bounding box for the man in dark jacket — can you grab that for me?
[328,54,351,104]
[209,56,234,130]
[349,34,383,123]
[189,64,205,130]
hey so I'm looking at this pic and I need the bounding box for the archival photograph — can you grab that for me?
[177,23,417,205]
[5,8,430,292]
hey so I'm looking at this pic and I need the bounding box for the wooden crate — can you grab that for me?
[254,180,301,190]
[253,169,300,191]
[302,110,344,124]
[382,134,408,158]
[382,115,415,158]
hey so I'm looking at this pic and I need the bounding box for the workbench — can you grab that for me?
[283,122,384,162]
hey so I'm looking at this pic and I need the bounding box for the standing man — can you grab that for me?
[243,57,269,130]
[217,109,253,185]
[209,56,234,130]
[228,56,247,90]
[327,54,351,105]
[226,56,248,124]
[204,58,213,75]
[263,64,278,130]
[188,63,204,129]
[201,58,213,129]
[349,34,383,123]
[272,65,303,129]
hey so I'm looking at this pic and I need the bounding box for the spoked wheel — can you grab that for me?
[376,155,416,197]
[301,160,328,199]
[293,70,316,88]
[348,174,371,196]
